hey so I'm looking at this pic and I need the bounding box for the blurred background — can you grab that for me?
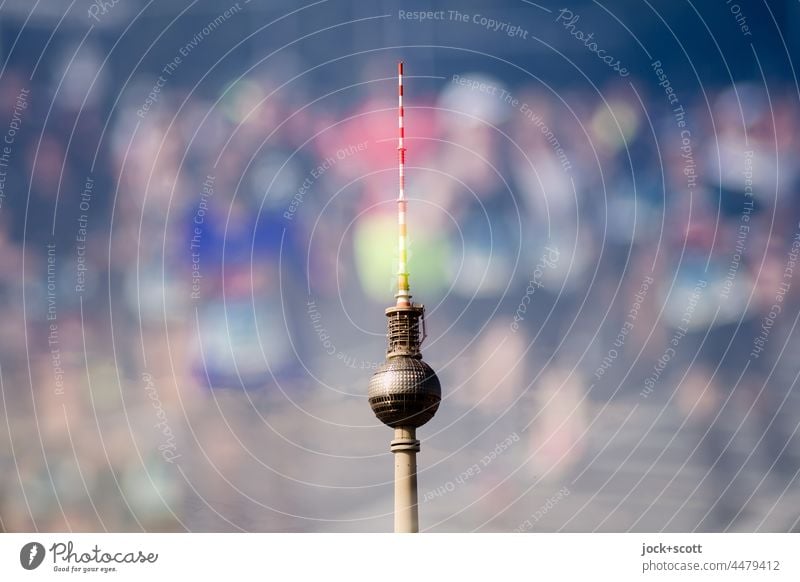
[1,0,800,532]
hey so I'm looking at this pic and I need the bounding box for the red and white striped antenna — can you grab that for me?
[396,61,410,306]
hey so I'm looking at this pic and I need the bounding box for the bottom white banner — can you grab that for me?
[1,533,796,581]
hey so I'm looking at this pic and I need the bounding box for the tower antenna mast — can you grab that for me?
[396,61,410,307]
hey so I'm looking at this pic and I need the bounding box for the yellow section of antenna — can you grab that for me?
[397,198,409,299]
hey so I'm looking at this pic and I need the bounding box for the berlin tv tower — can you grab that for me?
[368,62,442,533]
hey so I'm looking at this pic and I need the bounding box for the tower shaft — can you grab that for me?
[391,427,420,533]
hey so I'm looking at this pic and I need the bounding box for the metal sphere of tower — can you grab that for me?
[368,305,441,428]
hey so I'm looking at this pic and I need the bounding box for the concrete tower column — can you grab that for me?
[391,427,420,533]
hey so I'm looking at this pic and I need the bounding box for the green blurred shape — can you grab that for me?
[354,213,450,303]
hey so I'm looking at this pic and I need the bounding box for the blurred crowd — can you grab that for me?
[1,48,799,532]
